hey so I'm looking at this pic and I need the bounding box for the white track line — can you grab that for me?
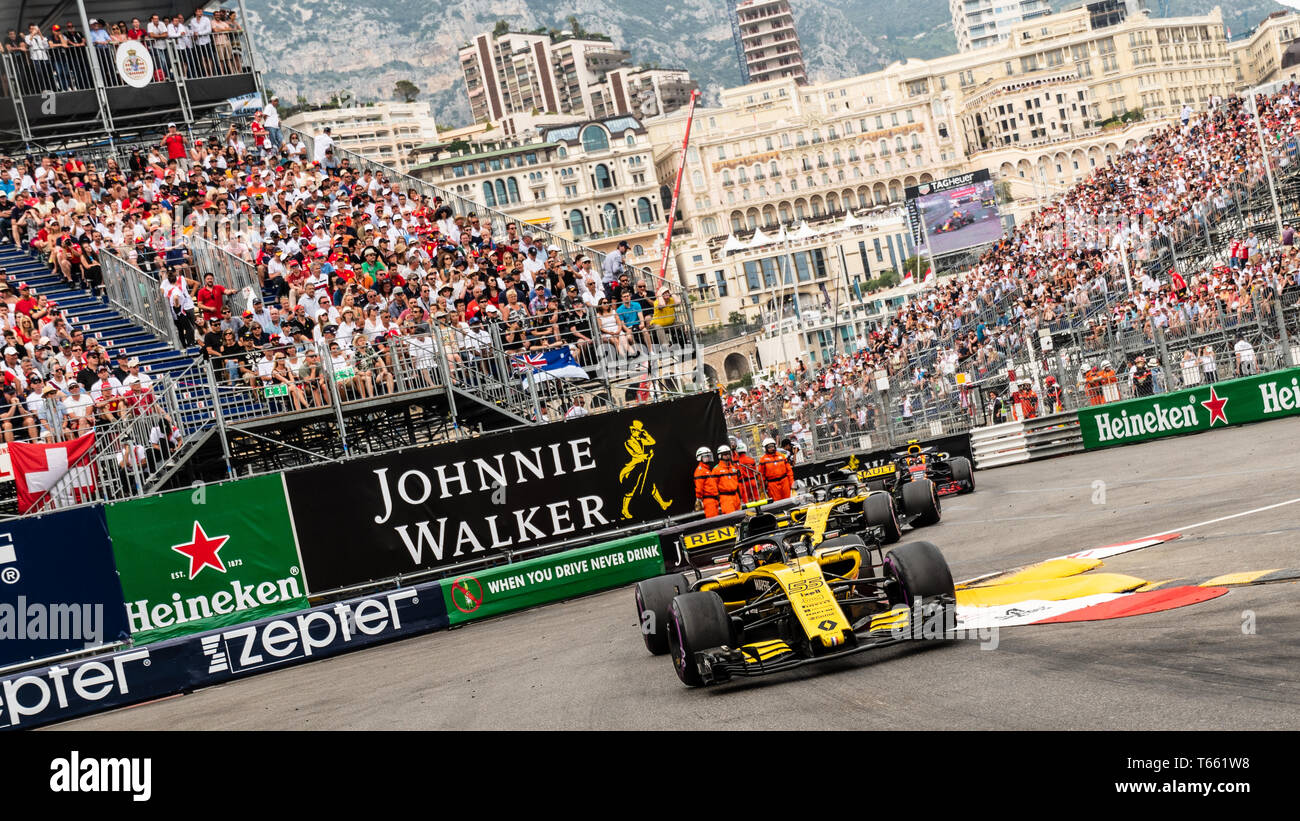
[1144,495,1300,539]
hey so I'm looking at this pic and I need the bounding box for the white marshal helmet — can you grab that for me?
[735,441,748,454]
[717,444,732,457]
[762,437,777,449]
[695,446,713,460]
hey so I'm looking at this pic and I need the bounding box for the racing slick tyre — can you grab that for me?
[901,478,941,527]
[863,492,902,544]
[635,573,693,655]
[949,456,974,493]
[668,591,731,686]
[884,541,956,638]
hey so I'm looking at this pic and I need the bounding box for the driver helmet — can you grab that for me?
[717,444,732,458]
[695,446,712,461]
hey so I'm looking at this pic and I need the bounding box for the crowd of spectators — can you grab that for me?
[725,84,1300,441]
[0,106,689,433]
[3,8,246,95]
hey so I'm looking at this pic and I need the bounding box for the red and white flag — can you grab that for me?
[901,271,915,286]
[923,267,935,285]
[10,432,97,514]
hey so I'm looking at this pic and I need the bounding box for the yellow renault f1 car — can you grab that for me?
[635,510,956,686]
[668,482,907,570]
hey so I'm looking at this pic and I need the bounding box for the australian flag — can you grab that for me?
[512,348,588,385]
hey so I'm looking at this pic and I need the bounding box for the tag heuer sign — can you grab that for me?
[919,184,931,195]
[115,40,153,89]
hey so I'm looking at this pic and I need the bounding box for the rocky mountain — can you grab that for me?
[242,0,1290,128]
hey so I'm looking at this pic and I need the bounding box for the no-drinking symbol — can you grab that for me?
[450,576,483,614]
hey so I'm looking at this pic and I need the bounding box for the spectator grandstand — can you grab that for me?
[0,104,700,510]
[726,85,1300,456]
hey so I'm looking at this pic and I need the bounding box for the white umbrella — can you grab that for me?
[793,221,818,241]
[720,234,745,255]
[747,227,772,248]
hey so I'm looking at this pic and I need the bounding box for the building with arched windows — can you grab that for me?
[409,115,668,268]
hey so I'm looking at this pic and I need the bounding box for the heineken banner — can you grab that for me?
[105,475,309,644]
[0,507,131,668]
[1078,367,1300,449]
[0,578,447,730]
[285,393,725,593]
[794,432,975,484]
[441,534,664,626]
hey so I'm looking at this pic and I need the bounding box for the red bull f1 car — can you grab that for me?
[860,441,975,500]
[635,510,957,686]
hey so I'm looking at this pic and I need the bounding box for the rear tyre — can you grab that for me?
[863,492,902,544]
[949,457,974,493]
[884,541,956,638]
[668,591,731,686]
[634,573,691,655]
[901,478,941,527]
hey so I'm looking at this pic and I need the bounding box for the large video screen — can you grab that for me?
[905,169,1003,257]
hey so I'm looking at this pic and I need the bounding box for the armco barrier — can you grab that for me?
[971,412,1084,468]
[0,577,449,730]
[971,421,1028,469]
[441,534,665,625]
[1078,367,1300,449]
[1022,413,1084,459]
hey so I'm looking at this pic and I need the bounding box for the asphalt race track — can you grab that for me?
[57,418,1300,730]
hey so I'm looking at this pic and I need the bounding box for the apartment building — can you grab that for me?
[409,115,667,266]
[459,29,697,124]
[1229,10,1300,89]
[952,0,1053,52]
[283,102,438,172]
[731,0,808,85]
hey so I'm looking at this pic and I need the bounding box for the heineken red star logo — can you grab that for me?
[171,521,230,580]
[1200,386,1229,426]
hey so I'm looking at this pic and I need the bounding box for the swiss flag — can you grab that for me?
[10,433,97,514]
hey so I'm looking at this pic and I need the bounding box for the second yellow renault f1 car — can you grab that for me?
[635,510,957,686]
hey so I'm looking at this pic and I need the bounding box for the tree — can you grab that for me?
[394,80,420,103]
[493,20,510,37]
[447,138,471,155]
[727,311,746,326]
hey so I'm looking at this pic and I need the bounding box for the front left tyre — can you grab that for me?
[634,573,692,655]
[668,591,731,686]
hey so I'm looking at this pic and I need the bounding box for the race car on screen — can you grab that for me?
[634,512,957,686]
[932,211,975,233]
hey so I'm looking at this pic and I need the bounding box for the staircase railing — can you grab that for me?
[184,233,263,307]
[100,250,183,349]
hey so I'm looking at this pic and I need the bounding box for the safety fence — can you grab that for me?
[0,392,728,728]
[100,249,183,350]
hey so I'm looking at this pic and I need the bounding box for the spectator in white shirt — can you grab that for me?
[314,127,334,164]
[263,95,282,149]
[189,11,213,76]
